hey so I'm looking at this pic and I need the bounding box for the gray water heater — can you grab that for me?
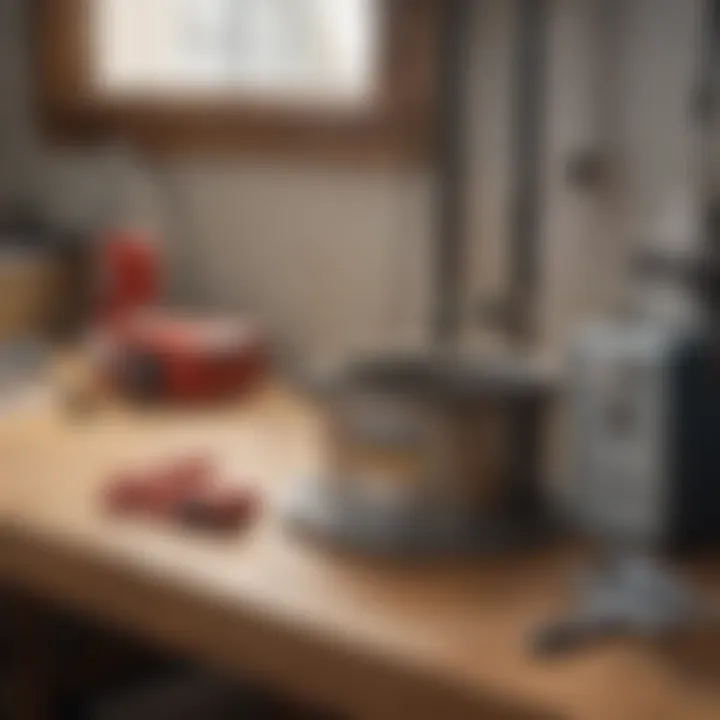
[568,318,720,553]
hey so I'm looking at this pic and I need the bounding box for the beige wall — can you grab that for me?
[0,0,704,364]
[463,0,615,357]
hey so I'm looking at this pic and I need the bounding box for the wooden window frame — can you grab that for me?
[34,0,441,165]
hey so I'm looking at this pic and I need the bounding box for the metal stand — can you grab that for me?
[533,554,718,655]
[283,1,553,556]
[284,478,552,556]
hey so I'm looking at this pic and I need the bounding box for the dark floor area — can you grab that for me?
[0,590,340,720]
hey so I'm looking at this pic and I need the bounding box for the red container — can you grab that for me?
[93,231,268,403]
[107,312,269,403]
[96,230,161,325]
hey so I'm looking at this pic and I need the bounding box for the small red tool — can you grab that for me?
[103,455,261,533]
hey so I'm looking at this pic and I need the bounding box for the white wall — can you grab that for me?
[612,0,704,322]
[463,0,703,358]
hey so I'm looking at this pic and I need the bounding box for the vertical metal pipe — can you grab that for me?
[433,0,472,349]
[506,0,548,346]
[504,0,550,520]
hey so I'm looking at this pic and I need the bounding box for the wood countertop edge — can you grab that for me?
[0,520,564,720]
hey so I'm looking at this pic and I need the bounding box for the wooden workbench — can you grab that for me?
[0,380,720,720]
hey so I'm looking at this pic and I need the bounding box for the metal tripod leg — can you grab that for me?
[533,555,714,656]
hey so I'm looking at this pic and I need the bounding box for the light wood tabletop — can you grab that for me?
[1,378,720,720]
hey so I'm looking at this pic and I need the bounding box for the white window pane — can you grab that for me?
[93,0,186,91]
[309,0,382,95]
[92,0,382,107]
[180,0,230,82]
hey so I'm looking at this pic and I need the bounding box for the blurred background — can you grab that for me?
[0,0,715,718]
[0,0,701,365]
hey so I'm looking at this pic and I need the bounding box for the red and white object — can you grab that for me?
[93,230,268,403]
[105,311,268,403]
[103,455,262,533]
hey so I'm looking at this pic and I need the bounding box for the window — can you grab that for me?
[94,0,382,108]
[37,0,441,163]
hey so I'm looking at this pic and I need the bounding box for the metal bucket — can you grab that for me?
[287,353,556,554]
